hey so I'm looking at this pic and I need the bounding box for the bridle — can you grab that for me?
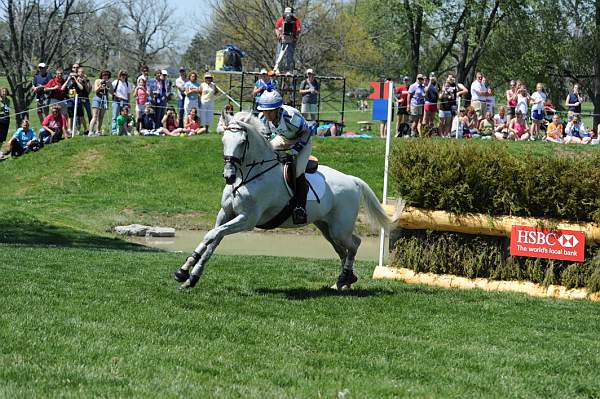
[223,125,282,196]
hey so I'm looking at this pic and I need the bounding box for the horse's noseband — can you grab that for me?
[223,155,242,166]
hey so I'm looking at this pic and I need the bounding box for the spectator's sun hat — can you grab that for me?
[260,68,268,74]
[204,73,213,79]
[403,76,409,81]
[284,7,292,14]
[257,90,283,111]
[179,66,186,71]
[306,68,314,75]
[38,62,47,68]
[161,69,168,76]
[417,74,425,80]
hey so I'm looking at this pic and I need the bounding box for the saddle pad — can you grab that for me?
[306,171,326,201]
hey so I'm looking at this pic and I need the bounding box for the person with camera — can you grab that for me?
[0,88,11,153]
[63,63,89,135]
[111,70,133,135]
[76,66,92,133]
[89,70,113,136]
[32,63,53,124]
[148,69,168,126]
[274,7,301,73]
[299,68,319,122]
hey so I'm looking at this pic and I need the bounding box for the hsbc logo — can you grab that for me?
[511,225,585,262]
[558,234,579,248]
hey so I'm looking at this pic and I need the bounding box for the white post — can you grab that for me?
[215,84,241,108]
[71,94,79,136]
[456,96,462,139]
[378,80,394,268]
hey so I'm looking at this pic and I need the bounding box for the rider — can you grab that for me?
[257,89,311,224]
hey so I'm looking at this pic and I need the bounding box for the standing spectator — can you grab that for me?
[493,106,508,139]
[39,105,69,144]
[111,70,132,135]
[75,66,92,134]
[148,69,168,126]
[299,68,319,122]
[175,67,188,128]
[422,73,438,136]
[407,74,425,137]
[32,63,53,124]
[470,72,491,119]
[274,7,302,73]
[184,71,201,118]
[267,70,279,92]
[161,70,173,101]
[134,77,148,132]
[137,65,149,84]
[564,115,590,144]
[44,66,67,111]
[529,83,546,139]
[0,88,11,152]
[545,114,564,143]
[199,73,218,132]
[446,74,468,115]
[516,86,529,117]
[505,80,518,122]
[9,119,39,157]
[395,76,410,136]
[253,68,270,110]
[438,81,454,137]
[508,110,529,140]
[89,70,113,136]
[566,83,583,120]
[63,63,89,135]
[116,105,135,136]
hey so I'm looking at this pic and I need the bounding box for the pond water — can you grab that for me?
[130,230,388,261]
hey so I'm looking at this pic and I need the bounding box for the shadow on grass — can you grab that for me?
[255,286,393,300]
[0,212,153,252]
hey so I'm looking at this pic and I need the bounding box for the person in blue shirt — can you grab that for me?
[9,119,39,157]
[31,62,53,124]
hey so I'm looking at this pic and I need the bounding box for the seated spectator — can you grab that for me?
[545,114,563,143]
[183,107,204,135]
[508,111,529,140]
[316,122,339,137]
[116,105,135,136]
[450,108,469,138]
[478,111,494,139]
[39,105,69,144]
[161,106,183,136]
[465,106,479,137]
[140,105,165,136]
[9,119,40,157]
[216,104,235,134]
[564,115,591,144]
[493,106,508,139]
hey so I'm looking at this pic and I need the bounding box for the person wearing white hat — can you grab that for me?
[198,73,218,132]
[274,7,301,73]
[32,62,53,124]
[257,90,312,224]
[299,68,319,121]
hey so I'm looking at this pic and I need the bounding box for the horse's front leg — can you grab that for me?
[174,208,232,282]
[180,213,255,289]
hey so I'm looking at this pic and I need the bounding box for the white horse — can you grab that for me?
[174,111,390,290]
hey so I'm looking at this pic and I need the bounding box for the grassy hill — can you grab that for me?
[0,134,387,239]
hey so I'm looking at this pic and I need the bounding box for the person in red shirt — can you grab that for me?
[39,105,69,144]
[395,76,410,136]
[44,66,67,108]
[274,7,301,73]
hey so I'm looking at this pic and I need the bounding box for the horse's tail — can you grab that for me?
[354,177,392,233]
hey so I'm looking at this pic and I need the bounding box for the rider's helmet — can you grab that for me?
[257,90,283,111]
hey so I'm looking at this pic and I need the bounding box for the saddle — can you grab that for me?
[283,155,319,188]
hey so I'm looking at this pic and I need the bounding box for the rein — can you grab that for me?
[223,127,283,197]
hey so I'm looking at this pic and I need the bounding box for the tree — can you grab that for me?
[0,0,92,123]
[120,0,176,69]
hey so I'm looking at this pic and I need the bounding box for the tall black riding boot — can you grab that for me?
[292,173,308,224]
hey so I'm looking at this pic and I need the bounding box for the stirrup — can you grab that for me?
[292,206,307,224]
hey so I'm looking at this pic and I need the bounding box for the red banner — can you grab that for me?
[510,225,585,262]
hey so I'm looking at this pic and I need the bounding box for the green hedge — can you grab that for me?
[390,230,600,293]
[391,140,600,223]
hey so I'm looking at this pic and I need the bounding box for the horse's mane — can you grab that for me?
[230,111,272,154]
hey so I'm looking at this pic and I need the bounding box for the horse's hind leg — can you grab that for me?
[333,234,361,290]
[314,221,347,267]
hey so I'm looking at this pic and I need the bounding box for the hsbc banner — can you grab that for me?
[510,225,586,262]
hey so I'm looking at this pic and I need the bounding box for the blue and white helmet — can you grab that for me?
[257,90,283,111]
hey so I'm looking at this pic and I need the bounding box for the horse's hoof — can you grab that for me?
[174,268,190,282]
[335,271,358,291]
[330,283,352,291]
[179,274,200,290]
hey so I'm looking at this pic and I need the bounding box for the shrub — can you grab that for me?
[391,140,600,223]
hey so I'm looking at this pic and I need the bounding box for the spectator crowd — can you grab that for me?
[392,72,600,145]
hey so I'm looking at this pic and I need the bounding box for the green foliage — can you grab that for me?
[391,230,600,292]
[391,139,600,223]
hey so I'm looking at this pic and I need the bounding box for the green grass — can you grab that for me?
[2,242,600,398]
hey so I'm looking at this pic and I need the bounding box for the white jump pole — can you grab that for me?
[456,95,462,139]
[378,81,394,268]
[71,94,79,136]
[215,84,240,108]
